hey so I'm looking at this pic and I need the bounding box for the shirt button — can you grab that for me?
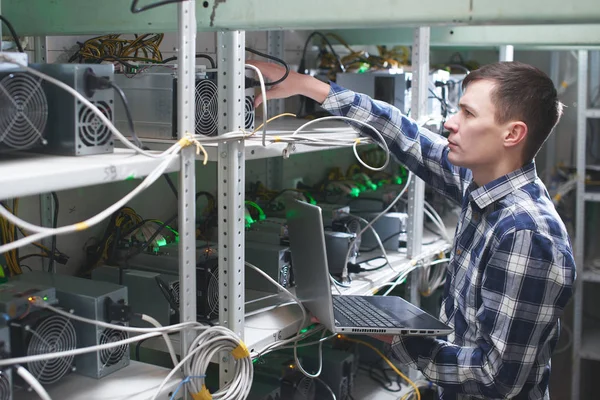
[456,249,462,255]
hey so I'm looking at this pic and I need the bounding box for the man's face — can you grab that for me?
[443,80,507,170]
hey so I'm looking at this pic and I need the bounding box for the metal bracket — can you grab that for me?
[499,45,514,62]
[34,36,48,63]
[217,31,246,388]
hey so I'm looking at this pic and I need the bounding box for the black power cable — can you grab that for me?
[108,81,144,149]
[0,15,24,53]
[162,53,216,69]
[130,0,185,13]
[245,47,290,87]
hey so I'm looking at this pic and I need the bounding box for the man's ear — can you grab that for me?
[504,121,528,148]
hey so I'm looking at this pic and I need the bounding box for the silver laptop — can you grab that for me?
[287,200,453,336]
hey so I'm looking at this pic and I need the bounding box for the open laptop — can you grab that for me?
[287,200,453,336]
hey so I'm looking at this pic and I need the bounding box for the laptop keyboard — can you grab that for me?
[333,296,401,328]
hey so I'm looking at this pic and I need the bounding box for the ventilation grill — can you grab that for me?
[78,101,113,147]
[0,371,9,400]
[170,280,180,307]
[349,328,386,334]
[195,79,218,136]
[26,315,77,385]
[0,72,48,149]
[99,327,128,367]
[244,95,255,130]
[295,377,315,400]
[207,268,219,318]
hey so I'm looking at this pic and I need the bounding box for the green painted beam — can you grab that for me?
[322,25,600,48]
[4,0,600,36]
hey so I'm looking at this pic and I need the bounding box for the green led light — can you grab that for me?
[156,238,168,247]
[43,296,48,301]
[125,174,135,181]
[299,327,309,334]
[245,215,255,228]
[350,187,361,197]
[395,177,403,185]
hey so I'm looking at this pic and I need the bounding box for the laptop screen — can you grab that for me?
[286,200,337,331]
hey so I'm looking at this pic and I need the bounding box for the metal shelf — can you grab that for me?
[138,119,367,161]
[0,148,180,200]
[584,192,600,202]
[18,361,181,400]
[4,0,600,35]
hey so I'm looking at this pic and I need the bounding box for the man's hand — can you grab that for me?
[245,60,331,107]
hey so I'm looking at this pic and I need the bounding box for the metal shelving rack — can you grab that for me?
[572,49,600,400]
[2,0,600,398]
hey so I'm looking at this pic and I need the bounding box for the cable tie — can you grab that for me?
[273,136,281,142]
[192,385,212,400]
[75,222,89,231]
[231,341,250,360]
[355,138,361,144]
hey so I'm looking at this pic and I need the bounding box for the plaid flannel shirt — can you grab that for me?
[321,82,576,399]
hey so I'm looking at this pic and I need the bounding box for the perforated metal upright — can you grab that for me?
[406,27,430,308]
[176,0,198,357]
[217,31,247,387]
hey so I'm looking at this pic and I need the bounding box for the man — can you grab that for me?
[248,59,575,399]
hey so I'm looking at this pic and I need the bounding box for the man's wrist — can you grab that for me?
[299,75,330,105]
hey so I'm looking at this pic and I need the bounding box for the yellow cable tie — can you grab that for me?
[75,222,89,231]
[192,385,212,400]
[177,136,194,148]
[273,136,281,143]
[231,341,250,360]
[561,81,568,89]
[355,138,361,144]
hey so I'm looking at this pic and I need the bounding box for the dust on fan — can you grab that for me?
[78,101,113,147]
[0,72,48,150]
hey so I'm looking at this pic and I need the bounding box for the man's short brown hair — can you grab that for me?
[462,62,564,163]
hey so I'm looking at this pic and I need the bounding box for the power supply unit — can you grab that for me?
[247,373,282,400]
[356,212,408,252]
[0,53,49,153]
[15,272,130,379]
[0,326,11,400]
[245,241,293,293]
[324,231,357,276]
[113,65,255,140]
[29,63,115,156]
[0,280,56,319]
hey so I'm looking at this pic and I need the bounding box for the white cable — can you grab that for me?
[347,213,393,272]
[16,366,52,400]
[141,314,179,368]
[244,262,324,379]
[0,152,178,254]
[290,116,390,171]
[244,64,268,146]
[0,53,180,159]
[341,172,413,281]
[317,377,337,400]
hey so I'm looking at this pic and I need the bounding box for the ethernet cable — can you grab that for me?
[16,366,52,400]
[141,314,179,368]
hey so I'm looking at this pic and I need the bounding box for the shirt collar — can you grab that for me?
[468,161,537,209]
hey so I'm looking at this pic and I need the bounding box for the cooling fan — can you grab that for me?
[78,100,113,148]
[0,326,11,400]
[195,77,219,136]
[11,311,77,386]
[0,370,9,400]
[282,373,316,400]
[244,94,255,131]
[98,326,128,369]
[0,71,48,151]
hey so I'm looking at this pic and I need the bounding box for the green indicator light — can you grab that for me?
[43,296,48,301]
[350,188,361,197]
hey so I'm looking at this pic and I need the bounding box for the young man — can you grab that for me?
[248,60,575,399]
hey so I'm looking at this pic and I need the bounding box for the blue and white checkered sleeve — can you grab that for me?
[391,230,574,399]
[321,82,471,204]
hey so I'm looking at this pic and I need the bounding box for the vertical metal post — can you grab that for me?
[217,31,246,388]
[572,49,588,400]
[39,194,53,271]
[407,27,429,309]
[499,45,514,62]
[177,0,197,358]
[546,51,560,183]
[265,31,285,190]
[34,36,48,63]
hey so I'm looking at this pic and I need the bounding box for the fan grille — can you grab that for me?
[244,95,254,130]
[0,72,48,149]
[195,79,218,136]
[207,268,219,317]
[170,281,180,307]
[0,371,9,400]
[295,377,315,400]
[99,327,128,367]
[78,101,113,147]
[26,315,77,385]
